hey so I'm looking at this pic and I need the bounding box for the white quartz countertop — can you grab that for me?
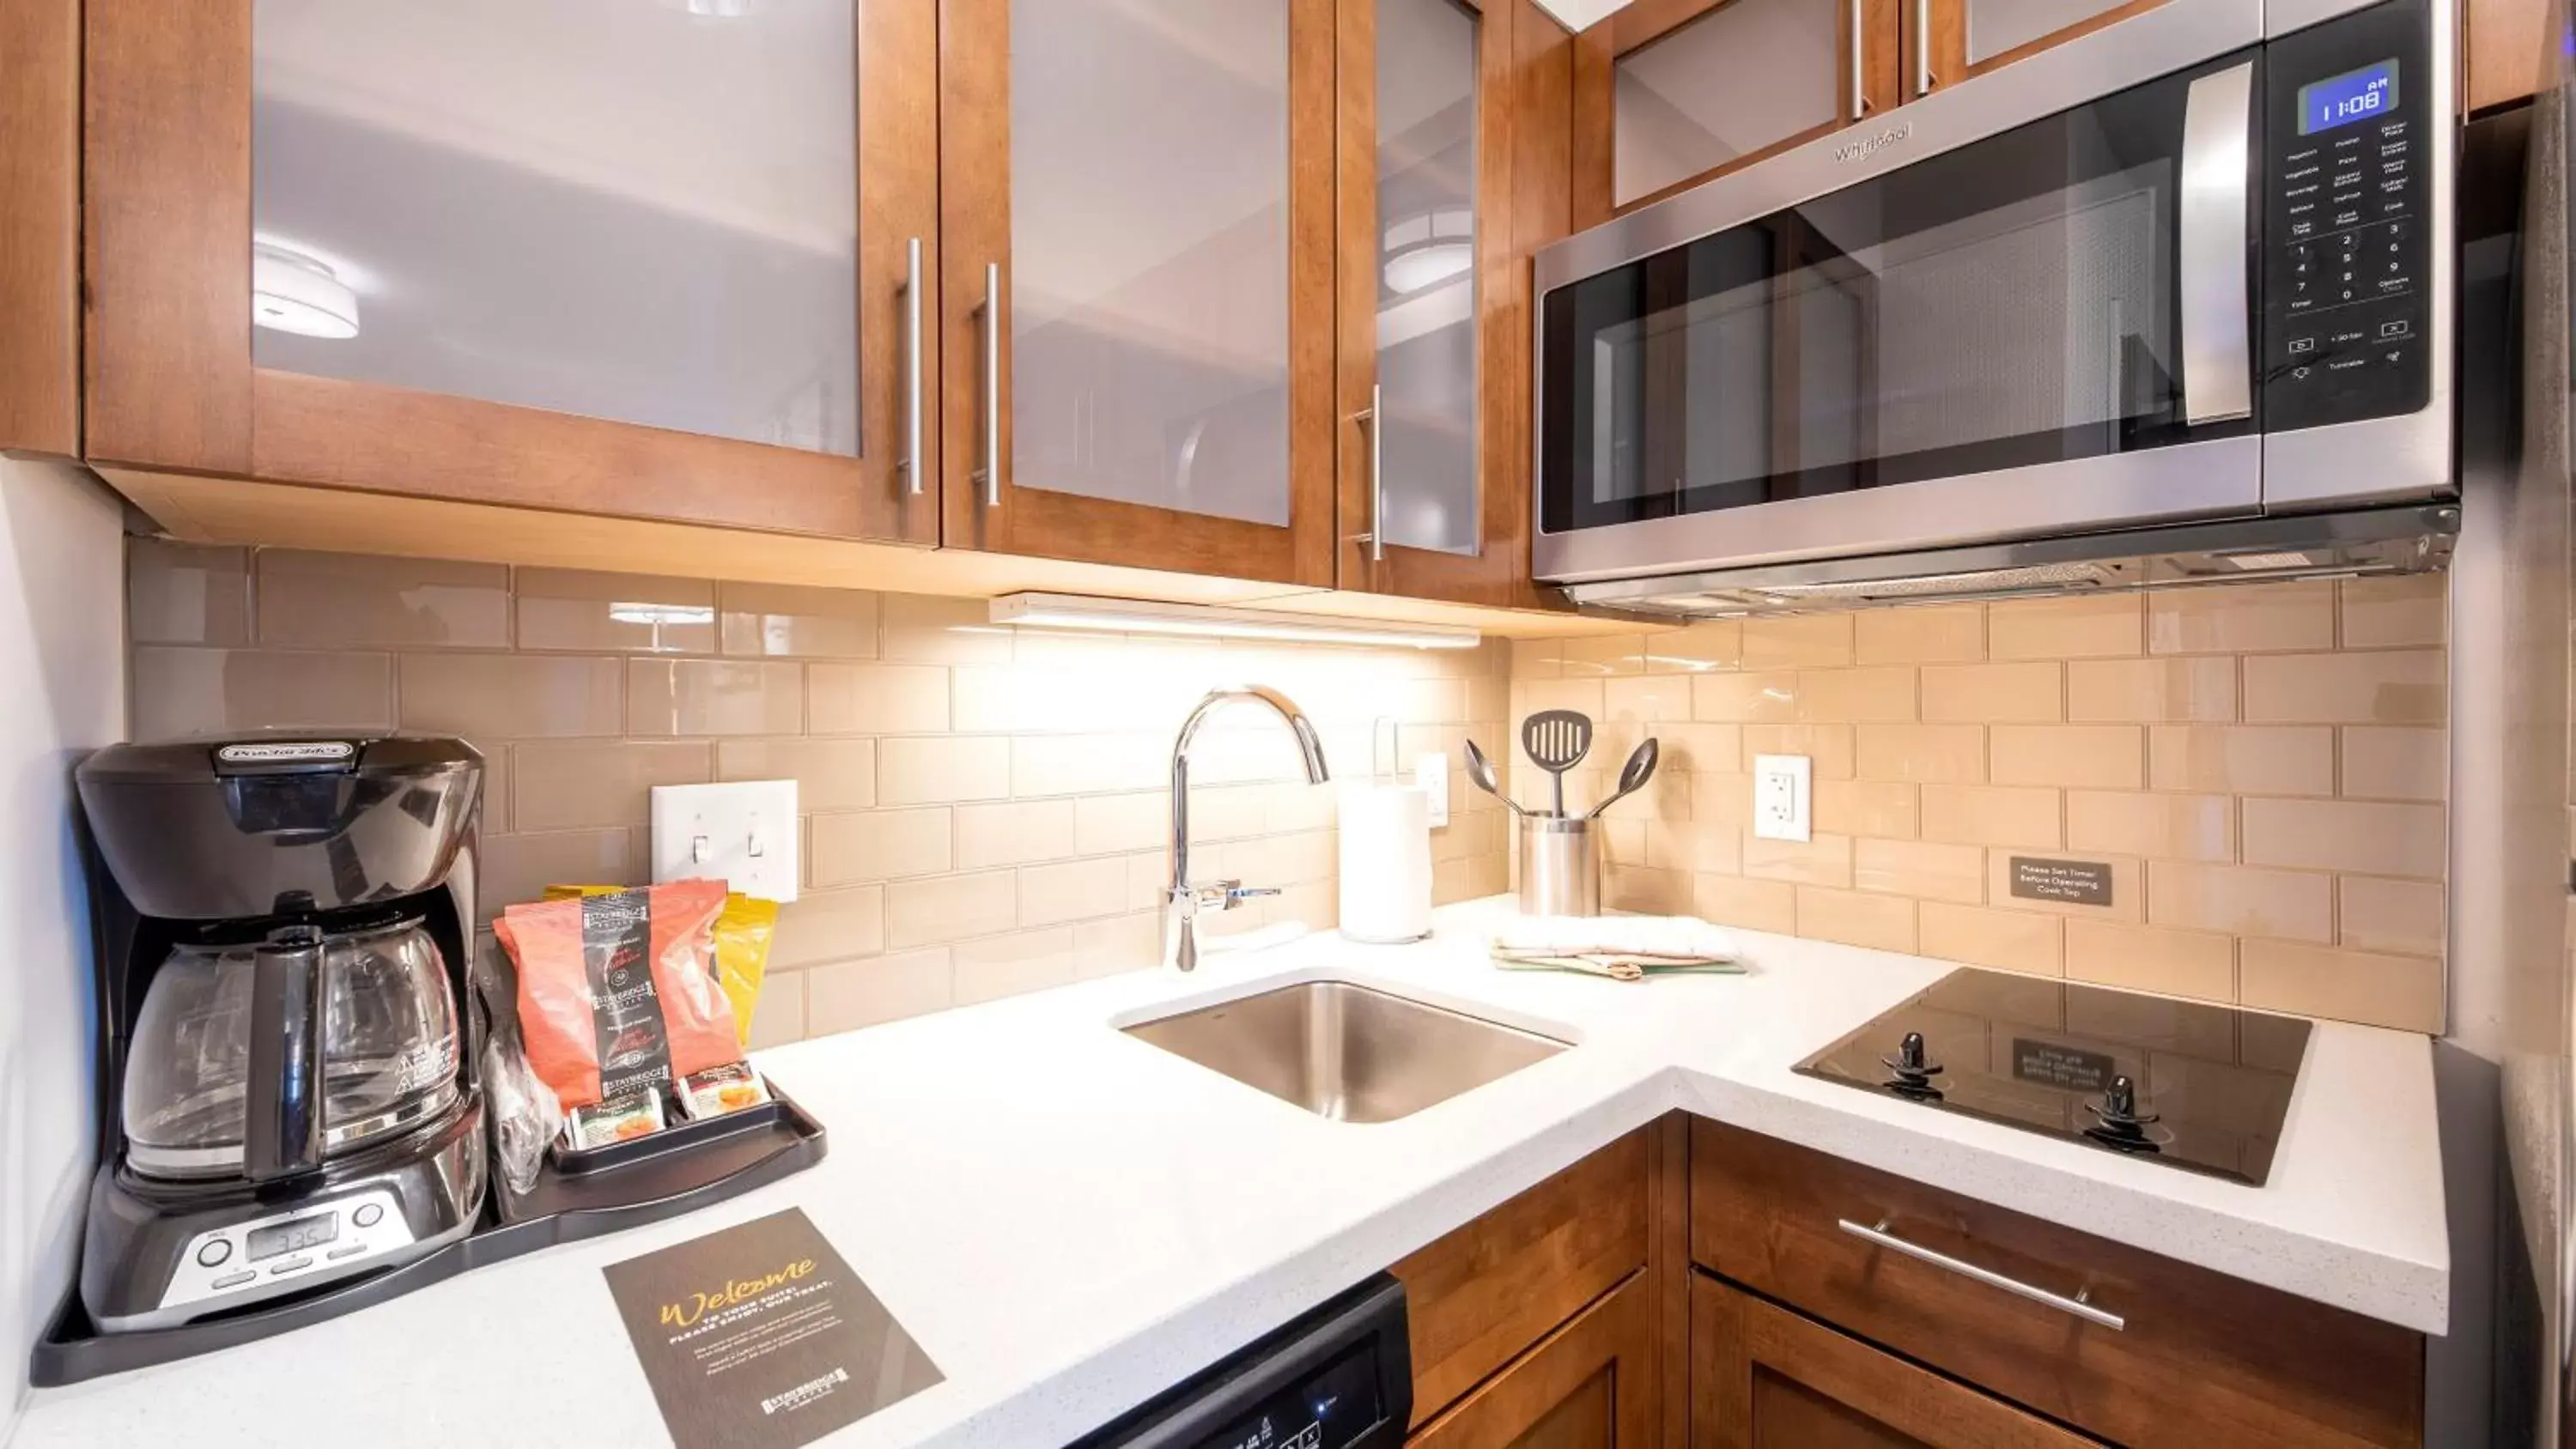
[10,898,2448,1449]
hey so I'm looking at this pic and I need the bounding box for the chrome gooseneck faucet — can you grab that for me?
[1165,686,1330,972]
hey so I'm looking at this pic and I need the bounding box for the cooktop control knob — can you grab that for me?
[1880,1031,1946,1100]
[2105,1074,2136,1119]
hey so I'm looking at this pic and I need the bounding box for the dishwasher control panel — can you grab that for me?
[1074,1276,1411,1449]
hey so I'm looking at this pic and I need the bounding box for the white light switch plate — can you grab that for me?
[1753,755,1811,843]
[650,779,799,902]
[1415,751,1451,828]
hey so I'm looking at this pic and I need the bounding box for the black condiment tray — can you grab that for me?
[29,1082,824,1386]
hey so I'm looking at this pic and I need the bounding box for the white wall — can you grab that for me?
[0,459,125,1440]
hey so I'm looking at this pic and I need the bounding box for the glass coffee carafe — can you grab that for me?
[123,916,461,1181]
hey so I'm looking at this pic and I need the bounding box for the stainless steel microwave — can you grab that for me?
[1531,0,2456,592]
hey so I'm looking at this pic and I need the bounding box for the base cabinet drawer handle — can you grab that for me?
[1837,1218,2126,1331]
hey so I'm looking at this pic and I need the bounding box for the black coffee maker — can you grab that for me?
[73,736,489,1332]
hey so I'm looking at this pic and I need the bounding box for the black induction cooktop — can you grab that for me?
[1793,968,2312,1185]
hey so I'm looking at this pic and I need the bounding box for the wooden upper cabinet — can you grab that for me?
[0,0,81,458]
[2468,0,2550,112]
[1333,0,1559,607]
[82,0,939,543]
[936,0,1339,586]
[1914,0,2173,94]
[1573,0,1902,227]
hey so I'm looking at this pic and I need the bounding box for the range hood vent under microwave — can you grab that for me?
[1554,506,2458,621]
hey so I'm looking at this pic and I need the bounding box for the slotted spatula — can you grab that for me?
[1521,709,1594,816]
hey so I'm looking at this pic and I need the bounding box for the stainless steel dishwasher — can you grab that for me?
[1071,1276,1411,1449]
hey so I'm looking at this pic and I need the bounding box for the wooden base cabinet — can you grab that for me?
[1689,1119,2425,1448]
[1408,1271,1656,1449]
[1691,1275,2093,1449]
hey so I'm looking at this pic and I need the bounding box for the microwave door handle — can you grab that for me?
[2178,61,2255,425]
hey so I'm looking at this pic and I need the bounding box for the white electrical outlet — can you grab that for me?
[1753,754,1811,843]
[650,779,799,902]
[1415,751,1451,828]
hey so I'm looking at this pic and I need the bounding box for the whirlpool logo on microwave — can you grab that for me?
[1832,124,1912,163]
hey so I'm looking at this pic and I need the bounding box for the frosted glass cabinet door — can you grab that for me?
[1371,0,1480,557]
[252,0,858,454]
[1574,0,1899,226]
[1925,0,2171,90]
[938,0,1337,585]
[80,0,938,540]
[1330,0,1540,603]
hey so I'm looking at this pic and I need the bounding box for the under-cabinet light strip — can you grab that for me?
[987,593,1480,650]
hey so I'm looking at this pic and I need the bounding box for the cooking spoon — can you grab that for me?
[1585,737,1661,820]
[1463,739,1527,817]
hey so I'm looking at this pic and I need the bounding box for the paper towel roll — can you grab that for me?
[1338,781,1433,943]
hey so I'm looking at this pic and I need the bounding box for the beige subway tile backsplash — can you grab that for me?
[2342,726,2445,801]
[2242,650,2445,724]
[2240,797,2445,879]
[2064,790,2233,863]
[1920,663,2059,723]
[2065,657,2237,723]
[1795,887,1917,952]
[1917,902,2062,973]
[1986,595,2142,660]
[1854,604,1984,664]
[2147,724,2335,796]
[719,582,881,659]
[2146,859,2334,942]
[716,737,878,812]
[131,549,2443,1039]
[400,653,623,739]
[1988,724,2143,790]
[1918,784,2062,849]
[809,662,952,735]
[134,646,393,742]
[810,808,953,887]
[513,740,710,831]
[2340,574,2446,649]
[258,550,510,651]
[1741,614,1854,669]
[1856,724,1986,784]
[130,541,251,647]
[517,568,716,654]
[2239,937,2443,1034]
[127,544,1515,1047]
[2146,579,2334,655]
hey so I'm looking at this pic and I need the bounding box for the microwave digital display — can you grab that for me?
[2298,59,2398,135]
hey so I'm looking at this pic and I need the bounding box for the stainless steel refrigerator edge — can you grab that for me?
[2447,13,2570,1443]
[1529,0,2454,588]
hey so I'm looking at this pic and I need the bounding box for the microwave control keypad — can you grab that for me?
[2261,0,2433,431]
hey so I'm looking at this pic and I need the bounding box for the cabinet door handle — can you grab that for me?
[900,236,924,495]
[1914,0,1932,96]
[1352,385,1384,563]
[1851,0,1868,119]
[1837,1218,2126,1331]
[971,260,1002,507]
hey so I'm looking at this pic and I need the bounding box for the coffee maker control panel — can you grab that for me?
[158,1189,417,1317]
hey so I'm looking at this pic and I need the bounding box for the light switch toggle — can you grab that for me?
[653,780,799,902]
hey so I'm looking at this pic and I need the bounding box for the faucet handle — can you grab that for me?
[1225,885,1281,906]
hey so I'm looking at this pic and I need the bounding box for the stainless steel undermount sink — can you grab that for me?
[1121,979,1571,1123]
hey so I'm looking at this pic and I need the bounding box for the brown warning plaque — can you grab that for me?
[2007,856,2114,906]
[604,1207,942,1449]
